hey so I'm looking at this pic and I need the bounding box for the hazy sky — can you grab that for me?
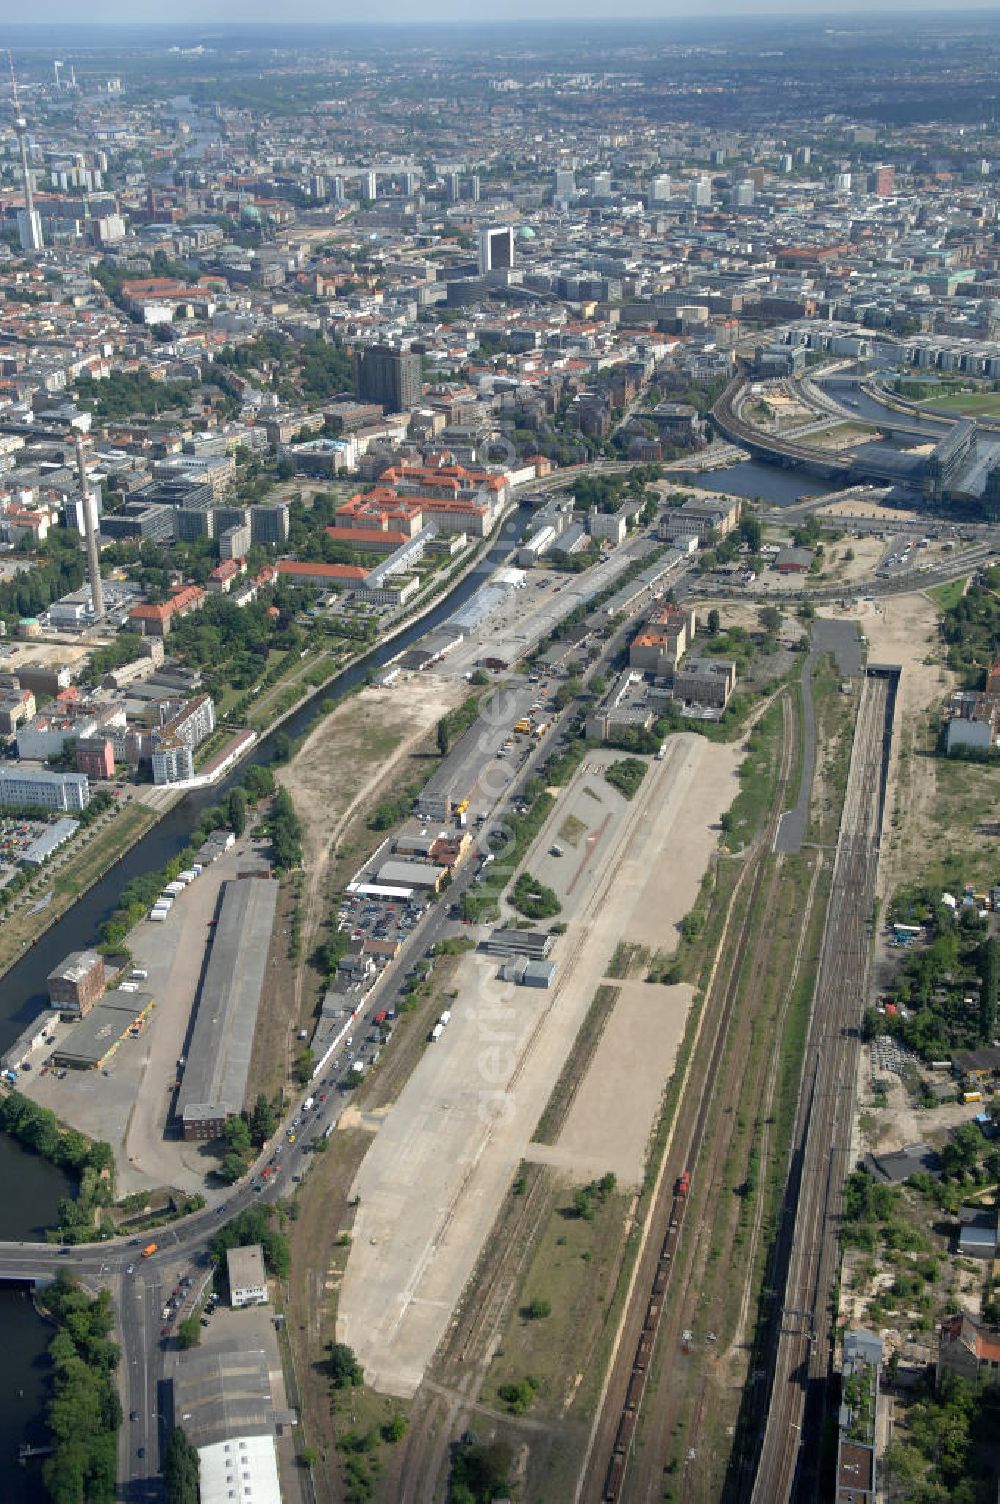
[5,0,1000,21]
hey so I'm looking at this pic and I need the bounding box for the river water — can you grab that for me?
[0,509,530,1465]
[671,459,831,507]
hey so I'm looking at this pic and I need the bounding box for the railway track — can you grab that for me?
[745,669,895,1504]
[587,692,798,1504]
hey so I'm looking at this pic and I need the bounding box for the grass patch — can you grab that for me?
[928,577,969,611]
[532,985,620,1145]
[603,756,648,801]
[483,1177,632,1421]
[930,390,1000,417]
[558,813,587,848]
[607,941,651,980]
[721,695,787,852]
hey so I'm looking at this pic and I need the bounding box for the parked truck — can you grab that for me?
[303,1096,315,1112]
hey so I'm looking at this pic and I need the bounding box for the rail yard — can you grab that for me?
[747,668,897,1504]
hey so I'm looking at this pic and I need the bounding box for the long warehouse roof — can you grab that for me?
[176,877,279,1122]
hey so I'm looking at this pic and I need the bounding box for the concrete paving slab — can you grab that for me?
[336,732,743,1397]
[526,981,693,1186]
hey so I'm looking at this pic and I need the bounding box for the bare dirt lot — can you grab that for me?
[335,733,742,1398]
[278,674,463,873]
[277,673,464,1019]
[527,980,693,1186]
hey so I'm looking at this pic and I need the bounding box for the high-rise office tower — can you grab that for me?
[361,169,377,200]
[356,346,422,414]
[689,176,712,207]
[554,168,575,198]
[649,173,672,204]
[871,163,895,197]
[478,225,514,275]
[592,170,612,197]
[734,179,755,208]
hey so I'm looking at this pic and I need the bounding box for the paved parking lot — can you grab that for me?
[19,835,273,1197]
[336,731,743,1396]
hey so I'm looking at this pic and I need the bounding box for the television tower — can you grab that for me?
[71,418,105,621]
[8,53,43,253]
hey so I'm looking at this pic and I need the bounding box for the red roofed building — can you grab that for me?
[128,583,205,637]
[326,525,417,553]
[937,1313,1000,1386]
[629,606,698,675]
[206,557,245,594]
[335,490,425,536]
[276,561,367,585]
[380,458,507,507]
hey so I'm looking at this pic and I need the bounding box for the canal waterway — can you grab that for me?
[0,507,530,1468]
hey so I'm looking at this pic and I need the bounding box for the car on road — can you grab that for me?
[126,1264,135,1275]
[160,1327,170,1338]
[137,1447,145,1459]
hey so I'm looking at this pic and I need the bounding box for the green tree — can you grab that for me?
[226,788,247,837]
[326,1341,363,1389]
[449,1439,513,1504]
[739,514,762,552]
[210,1205,290,1280]
[706,608,721,636]
[759,605,783,638]
[242,764,275,802]
[225,1116,252,1156]
[250,1093,277,1146]
[381,1414,407,1443]
[218,1152,247,1185]
[176,1318,201,1351]
[436,718,450,757]
[163,1426,200,1504]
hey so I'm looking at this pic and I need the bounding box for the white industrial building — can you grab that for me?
[227,1244,269,1308]
[197,1435,281,1504]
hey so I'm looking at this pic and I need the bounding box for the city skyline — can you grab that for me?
[6,0,1000,22]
